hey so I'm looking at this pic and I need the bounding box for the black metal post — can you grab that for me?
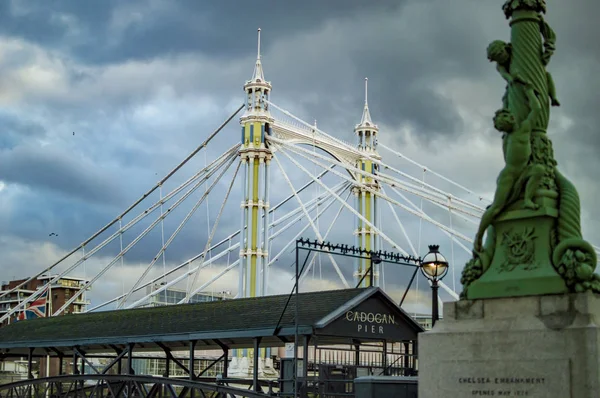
[222,347,229,378]
[369,260,374,287]
[189,340,196,398]
[27,348,33,379]
[189,340,196,380]
[382,340,387,375]
[127,343,134,375]
[294,240,299,398]
[431,279,439,327]
[301,336,309,398]
[253,337,261,392]
[72,351,78,374]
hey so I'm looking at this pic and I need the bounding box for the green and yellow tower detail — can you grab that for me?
[238,28,272,299]
[354,78,381,287]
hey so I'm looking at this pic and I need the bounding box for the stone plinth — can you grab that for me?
[468,202,567,299]
[419,292,600,398]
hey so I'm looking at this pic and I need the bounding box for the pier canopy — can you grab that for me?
[0,287,423,356]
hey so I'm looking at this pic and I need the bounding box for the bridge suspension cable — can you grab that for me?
[272,144,462,300]
[0,105,243,302]
[270,137,474,243]
[96,179,349,310]
[1,146,239,321]
[378,142,492,203]
[54,154,240,316]
[118,156,241,308]
[184,160,242,303]
[272,154,350,288]
[266,99,487,213]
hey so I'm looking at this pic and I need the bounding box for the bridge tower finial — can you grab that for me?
[352,78,381,289]
[252,28,265,81]
[354,77,379,152]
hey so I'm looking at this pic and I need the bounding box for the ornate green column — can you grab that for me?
[461,0,599,299]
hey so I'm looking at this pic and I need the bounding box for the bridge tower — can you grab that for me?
[238,28,273,299]
[353,78,381,287]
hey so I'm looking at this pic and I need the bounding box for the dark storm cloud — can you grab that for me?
[0,0,598,303]
[0,111,46,149]
[0,144,124,205]
[0,0,403,64]
[1,190,116,246]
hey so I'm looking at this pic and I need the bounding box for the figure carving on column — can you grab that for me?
[461,0,600,298]
[474,80,544,252]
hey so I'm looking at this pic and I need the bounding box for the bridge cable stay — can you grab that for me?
[268,129,483,219]
[379,142,492,203]
[385,184,473,254]
[54,154,240,316]
[416,170,425,316]
[269,181,348,240]
[119,218,125,298]
[0,144,238,312]
[311,119,322,281]
[276,142,472,299]
[127,244,241,309]
[273,144,417,259]
[117,156,240,308]
[274,138,480,240]
[90,178,348,311]
[116,150,239,307]
[138,181,348,306]
[160,184,167,286]
[0,148,239,321]
[271,138,473,242]
[376,170,485,216]
[274,141,468,260]
[132,176,345,306]
[0,104,244,303]
[274,144,461,300]
[127,183,348,308]
[183,160,242,303]
[378,185,418,257]
[273,142,469,299]
[89,231,241,311]
[266,183,351,268]
[272,153,350,288]
[268,97,486,213]
[274,143,473,254]
[204,150,214,299]
[449,196,457,292]
[299,190,354,284]
[266,99,486,213]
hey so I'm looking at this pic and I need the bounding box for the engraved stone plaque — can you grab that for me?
[437,359,570,397]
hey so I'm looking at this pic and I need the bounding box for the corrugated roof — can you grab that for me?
[0,288,364,348]
[0,288,423,356]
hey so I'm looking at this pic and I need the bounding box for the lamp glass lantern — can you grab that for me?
[420,245,449,281]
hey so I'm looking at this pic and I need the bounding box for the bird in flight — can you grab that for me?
[49,233,58,237]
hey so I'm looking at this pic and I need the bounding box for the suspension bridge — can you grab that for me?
[1,27,599,326]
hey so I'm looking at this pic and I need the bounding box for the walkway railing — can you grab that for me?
[0,374,272,398]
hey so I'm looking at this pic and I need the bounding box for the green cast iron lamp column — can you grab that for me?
[420,245,449,328]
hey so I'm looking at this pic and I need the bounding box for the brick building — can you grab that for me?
[0,275,90,325]
[0,275,89,380]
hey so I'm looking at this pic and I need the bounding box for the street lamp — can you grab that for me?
[420,245,449,328]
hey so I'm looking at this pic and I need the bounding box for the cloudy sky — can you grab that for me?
[1,0,599,314]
